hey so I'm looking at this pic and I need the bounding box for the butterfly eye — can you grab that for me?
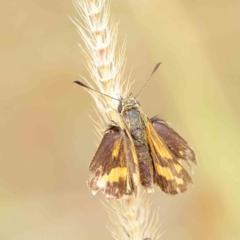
[117,102,123,113]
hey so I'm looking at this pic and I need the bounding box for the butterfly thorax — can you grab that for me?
[119,98,144,143]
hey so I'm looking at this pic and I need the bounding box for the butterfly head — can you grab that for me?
[117,98,140,113]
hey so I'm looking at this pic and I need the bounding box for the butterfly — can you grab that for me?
[74,63,197,199]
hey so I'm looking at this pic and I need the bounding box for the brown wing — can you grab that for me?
[87,126,136,199]
[151,117,197,164]
[145,120,193,195]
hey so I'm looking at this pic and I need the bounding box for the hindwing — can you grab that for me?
[151,117,197,164]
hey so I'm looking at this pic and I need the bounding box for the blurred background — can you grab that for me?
[1,0,240,239]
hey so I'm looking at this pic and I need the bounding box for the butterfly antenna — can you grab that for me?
[135,62,162,99]
[74,80,121,102]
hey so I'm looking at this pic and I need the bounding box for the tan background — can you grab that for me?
[1,0,240,239]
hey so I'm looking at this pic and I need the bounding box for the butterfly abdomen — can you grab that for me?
[123,108,154,192]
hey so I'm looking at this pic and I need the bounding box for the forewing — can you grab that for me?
[146,120,193,195]
[151,117,197,164]
[87,127,135,199]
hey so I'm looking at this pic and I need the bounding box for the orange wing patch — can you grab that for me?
[98,167,128,185]
[147,121,173,160]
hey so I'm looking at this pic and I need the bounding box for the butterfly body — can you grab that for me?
[87,98,197,199]
[121,99,154,192]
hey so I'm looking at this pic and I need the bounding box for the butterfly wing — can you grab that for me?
[87,126,136,199]
[145,120,193,195]
[151,117,197,164]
